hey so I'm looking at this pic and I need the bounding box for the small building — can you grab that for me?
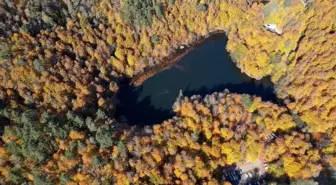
[264,24,283,35]
[222,165,242,185]
[265,132,277,142]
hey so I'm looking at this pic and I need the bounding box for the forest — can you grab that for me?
[0,0,335,184]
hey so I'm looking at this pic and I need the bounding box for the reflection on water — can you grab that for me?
[116,33,276,126]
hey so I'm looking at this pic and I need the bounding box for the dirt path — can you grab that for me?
[238,159,266,175]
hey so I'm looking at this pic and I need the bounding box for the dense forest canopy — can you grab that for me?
[0,0,335,184]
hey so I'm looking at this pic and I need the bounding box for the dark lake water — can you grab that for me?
[116,33,276,126]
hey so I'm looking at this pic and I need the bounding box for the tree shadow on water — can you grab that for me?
[115,80,173,126]
[183,78,278,103]
[116,77,279,127]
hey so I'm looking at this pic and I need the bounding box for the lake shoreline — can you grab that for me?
[131,30,226,86]
[119,32,280,126]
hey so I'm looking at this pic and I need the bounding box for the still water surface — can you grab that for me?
[116,33,276,126]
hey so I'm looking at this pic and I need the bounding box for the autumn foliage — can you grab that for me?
[0,92,324,184]
[0,0,335,184]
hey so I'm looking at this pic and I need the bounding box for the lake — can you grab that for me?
[116,33,276,126]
